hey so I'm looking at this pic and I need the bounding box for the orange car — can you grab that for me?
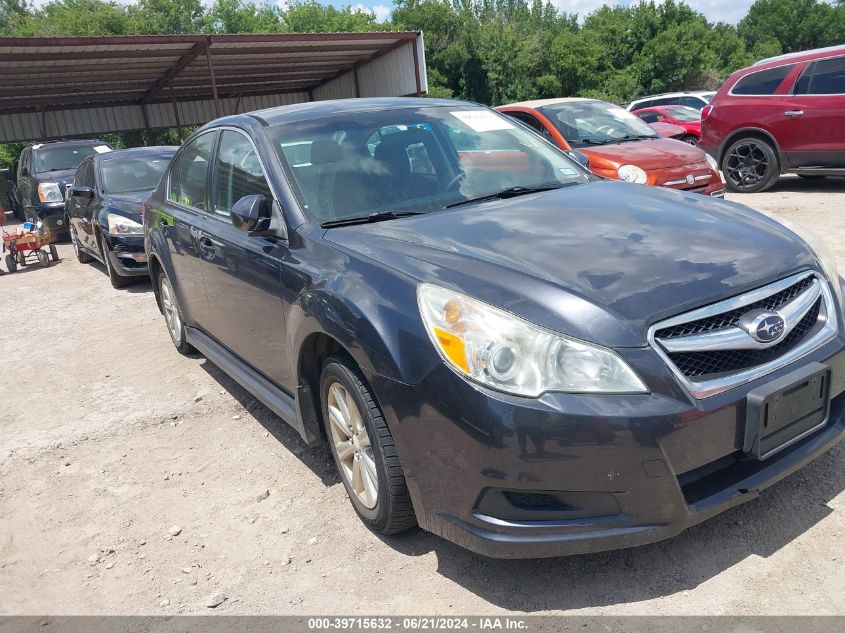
[496,98,724,197]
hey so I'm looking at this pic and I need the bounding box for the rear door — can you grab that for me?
[779,55,845,167]
[198,128,292,388]
[161,131,217,329]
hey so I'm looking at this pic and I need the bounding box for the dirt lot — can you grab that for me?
[1,175,843,616]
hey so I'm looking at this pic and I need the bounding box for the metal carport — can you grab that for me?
[0,32,428,143]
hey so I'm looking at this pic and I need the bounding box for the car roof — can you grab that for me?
[95,146,177,162]
[499,97,597,108]
[244,97,476,126]
[753,44,845,67]
[29,139,108,149]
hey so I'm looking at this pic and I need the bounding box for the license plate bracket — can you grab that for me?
[744,362,830,460]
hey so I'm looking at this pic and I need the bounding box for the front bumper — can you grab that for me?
[366,332,845,559]
[103,234,148,277]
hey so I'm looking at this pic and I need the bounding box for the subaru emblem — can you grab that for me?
[739,309,786,343]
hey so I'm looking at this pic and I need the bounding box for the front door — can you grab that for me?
[778,55,845,167]
[199,128,292,390]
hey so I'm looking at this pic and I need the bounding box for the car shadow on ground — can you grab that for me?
[198,359,337,487]
[765,175,845,194]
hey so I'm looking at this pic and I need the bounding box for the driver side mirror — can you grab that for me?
[231,194,271,234]
[566,149,590,170]
[71,186,95,199]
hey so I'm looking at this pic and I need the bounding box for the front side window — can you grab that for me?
[732,64,795,95]
[796,56,845,95]
[73,158,95,189]
[212,130,273,218]
[33,145,100,173]
[168,133,215,210]
[100,154,172,194]
[538,100,658,148]
[636,111,660,123]
[267,106,589,224]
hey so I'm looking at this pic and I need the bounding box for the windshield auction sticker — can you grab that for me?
[451,110,515,132]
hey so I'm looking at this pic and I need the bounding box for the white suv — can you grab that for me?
[627,91,716,112]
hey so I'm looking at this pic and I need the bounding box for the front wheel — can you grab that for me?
[99,233,131,288]
[320,355,416,535]
[158,271,194,355]
[71,228,92,263]
[722,137,780,193]
[5,253,16,273]
[681,134,699,145]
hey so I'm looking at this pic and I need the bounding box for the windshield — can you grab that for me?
[100,154,172,194]
[538,101,658,148]
[267,105,590,224]
[664,106,701,122]
[34,145,104,173]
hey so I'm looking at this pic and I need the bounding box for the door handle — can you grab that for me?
[199,235,222,258]
[784,110,804,117]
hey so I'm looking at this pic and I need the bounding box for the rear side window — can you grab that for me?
[796,56,845,95]
[168,132,215,210]
[732,64,795,95]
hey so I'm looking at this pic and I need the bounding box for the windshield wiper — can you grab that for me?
[445,183,572,209]
[321,210,424,228]
[576,138,614,145]
[618,135,657,141]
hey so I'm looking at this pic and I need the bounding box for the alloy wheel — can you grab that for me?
[725,141,769,190]
[326,381,378,509]
[160,276,182,346]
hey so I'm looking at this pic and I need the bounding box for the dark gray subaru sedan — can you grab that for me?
[143,98,845,558]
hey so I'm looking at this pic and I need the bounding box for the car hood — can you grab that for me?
[33,168,77,183]
[325,181,816,347]
[582,137,706,170]
[103,191,149,221]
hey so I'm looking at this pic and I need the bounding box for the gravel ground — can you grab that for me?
[0,175,843,615]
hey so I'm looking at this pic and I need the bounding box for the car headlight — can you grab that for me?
[705,153,720,172]
[37,182,63,203]
[776,217,843,306]
[417,284,648,397]
[617,164,647,184]
[107,213,143,236]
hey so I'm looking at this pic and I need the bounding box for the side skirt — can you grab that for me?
[185,326,314,444]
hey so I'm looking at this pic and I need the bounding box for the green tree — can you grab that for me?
[127,0,205,35]
[739,0,845,53]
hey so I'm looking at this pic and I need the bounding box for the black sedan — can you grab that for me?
[144,99,844,558]
[67,146,176,287]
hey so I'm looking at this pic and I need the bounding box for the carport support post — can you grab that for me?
[171,99,183,143]
[206,46,223,118]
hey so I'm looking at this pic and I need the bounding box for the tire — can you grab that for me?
[681,134,698,145]
[49,244,59,262]
[319,355,416,535]
[71,227,93,263]
[722,137,780,193]
[99,232,131,288]
[5,253,16,273]
[36,249,49,267]
[158,271,195,355]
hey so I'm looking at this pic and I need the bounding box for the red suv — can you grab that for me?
[699,45,845,193]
